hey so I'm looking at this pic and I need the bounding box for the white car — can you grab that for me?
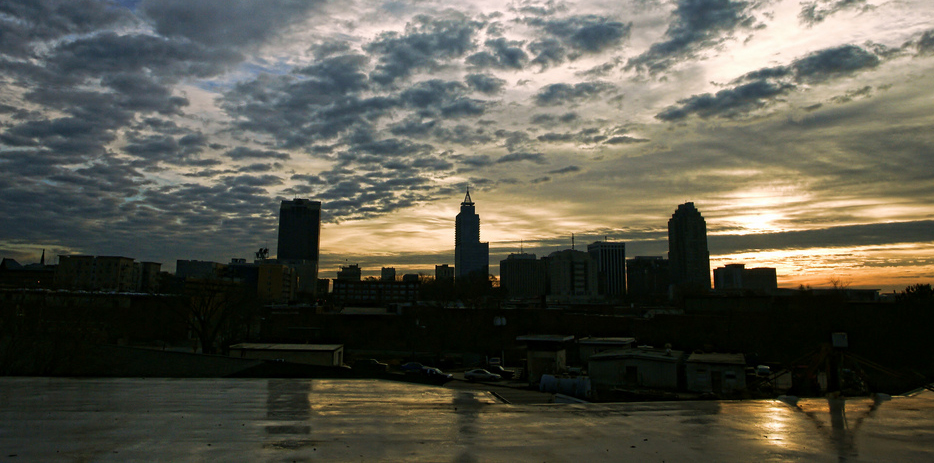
[464,369,501,381]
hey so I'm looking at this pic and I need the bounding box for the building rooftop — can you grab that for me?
[5,377,932,461]
[590,348,684,362]
[516,334,575,343]
[687,352,746,365]
[579,337,637,346]
[228,343,344,352]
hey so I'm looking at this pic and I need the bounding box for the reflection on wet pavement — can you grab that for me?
[2,378,933,462]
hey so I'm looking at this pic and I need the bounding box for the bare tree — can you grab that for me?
[173,279,258,355]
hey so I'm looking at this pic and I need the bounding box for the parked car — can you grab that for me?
[464,369,501,382]
[486,365,514,379]
[353,358,389,372]
[421,367,454,381]
[400,362,425,373]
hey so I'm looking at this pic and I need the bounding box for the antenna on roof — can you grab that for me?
[571,233,575,250]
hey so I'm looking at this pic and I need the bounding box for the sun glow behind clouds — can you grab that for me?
[711,184,812,235]
[713,242,934,291]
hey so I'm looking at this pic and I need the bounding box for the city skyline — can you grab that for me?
[1,0,933,292]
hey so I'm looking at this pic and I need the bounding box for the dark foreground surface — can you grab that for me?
[2,377,933,462]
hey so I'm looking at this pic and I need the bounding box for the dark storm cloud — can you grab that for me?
[656,79,795,121]
[466,38,529,69]
[604,135,650,144]
[496,152,546,164]
[453,154,494,169]
[389,118,438,137]
[799,0,872,27]
[535,126,620,144]
[494,129,533,152]
[528,38,567,69]
[916,30,934,56]
[534,81,616,106]
[626,0,758,75]
[2,115,118,157]
[432,125,494,146]
[528,15,632,53]
[398,79,487,118]
[792,45,881,82]
[364,14,483,85]
[657,44,882,121]
[122,133,206,164]
[521,14,631,69]
[47,32,242,80]
[547,165,580,174]
[828,85,872,104]
[311,40,353,59]
[101,73,189,115]
[465,73,507,94]
[238,163,282,173]
[225,147,291,161]
[537,132,574,142]
[222,174,283,188]
[140,0,322,48]
[709,220,934,254]
[222,54,393,146]
[0,0,133,58]
[338,132,434,162]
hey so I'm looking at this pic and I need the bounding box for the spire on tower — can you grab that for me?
[462,190,474,206]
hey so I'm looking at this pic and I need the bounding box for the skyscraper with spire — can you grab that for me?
[454,191,489,280]
[668,202,711,293]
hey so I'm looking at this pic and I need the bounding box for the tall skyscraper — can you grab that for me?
[668,202,711,292]
[587,241,626,298]
[277,199,321,295]
[454,191,489,280]
[277,199,321,261]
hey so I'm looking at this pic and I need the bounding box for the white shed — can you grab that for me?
[685,353,746,394]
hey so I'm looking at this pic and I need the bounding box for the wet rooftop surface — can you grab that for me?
[2,377,933,462]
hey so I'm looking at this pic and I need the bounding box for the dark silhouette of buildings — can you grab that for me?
[626,256,670,300]
[55,255,161,293]
[587,241,626,298]
[336,264,362,281]
[545,249,598,302]
[277,199,321,295]
[713,264,778,292]
[668,202,711,293]
[277,199,321,262]
[500,253,547,299]
[435,264,454,282]
[454,191,489,280]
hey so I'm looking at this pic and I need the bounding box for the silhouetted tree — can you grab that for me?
[897,283,934,307]
[172,278,259,354]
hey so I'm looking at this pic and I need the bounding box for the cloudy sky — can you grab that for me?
[2,0,932,290]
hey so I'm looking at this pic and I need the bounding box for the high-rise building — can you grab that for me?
[626,256,670,300]
[454,191,489,280]
[545,249,598,301]
[381,267,396,282]
[277,199,321,261]
[668,202,711,292]
[587,241,626,298]
[500,253,547,299]
[277,198,321,295]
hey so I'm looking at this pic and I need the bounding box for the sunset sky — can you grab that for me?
[1,0,932,291]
